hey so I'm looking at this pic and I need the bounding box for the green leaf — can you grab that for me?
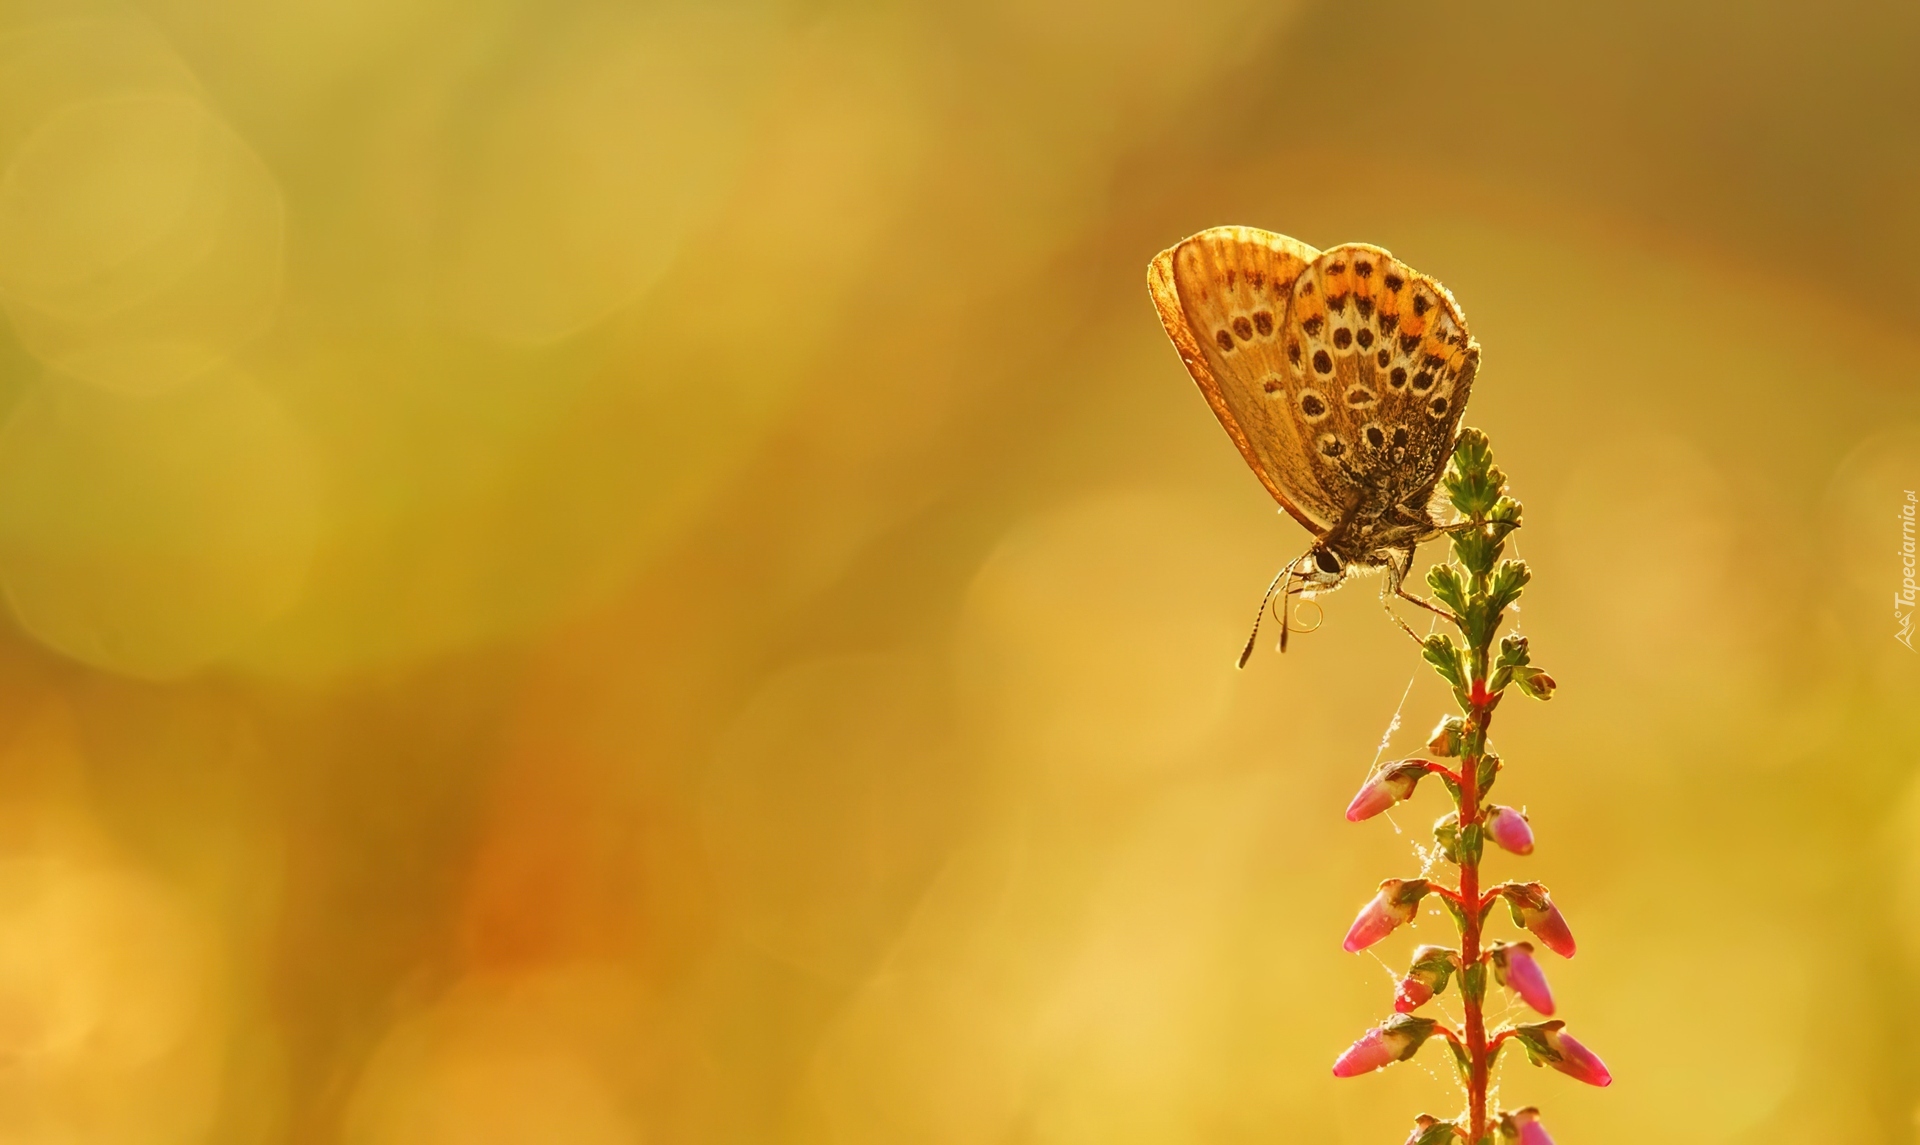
[1496,633,1532,669]
[1511,1022,1564,1065]
[1459,822,1485,865]
[1459,598,1498,648]
[1516,666,1557,701]
[1384,1013,1438,1059]
[1390,878,1433,909]
[1440,894,1467,932]
[1422,634,1466,690]
[1486,559,1532,615]
[1433,814,1461,864]
[1409,944,1459,976]
[1476,752,1500,796]
[1444,429,1504,519]
[1450,525,1501,577]
[1428,715,1466,758]
[1427,564,1469,616]
[1460,960,1487,1005]
[1452,427,1493,476]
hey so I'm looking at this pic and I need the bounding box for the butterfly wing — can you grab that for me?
[1280,243,1480,526]
[1148,226,1331,533]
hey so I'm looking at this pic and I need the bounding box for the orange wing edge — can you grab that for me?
[1146,243,1322,535]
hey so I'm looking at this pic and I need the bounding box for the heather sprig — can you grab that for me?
[1332,429,1607,1144]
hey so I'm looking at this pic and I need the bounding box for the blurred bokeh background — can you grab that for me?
[0,0,1913,1142]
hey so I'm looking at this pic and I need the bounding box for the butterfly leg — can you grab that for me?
[1439,518,1520,539]
[1392,586,1459,626]
[1381,598,1426,646]
[1375,545,1459,644]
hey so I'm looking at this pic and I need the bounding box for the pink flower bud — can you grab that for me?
[1490,942,1554,1015]
[1345,760,1428,822]
[1343,879,1429,953]
[1499,1107,1554,1145]
[1485,805,1535,855]
[1331,1026,1399,1077]
[1394,975,1434,1013]
[1394,945,1458,1014]
[1331,1014,1436,1077]
[1514,1021,1611,1087]
[1503,882,1576,957]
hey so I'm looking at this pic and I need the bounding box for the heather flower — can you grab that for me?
[1502,882,1576,957]
[1343,878,1429,953]
[1323,431,1598,1140]
[1485,805,1534,855]
[1489,941,1554,1015]
[1346,760,1431,822]
[1498,1107,1554,1145]
[1332,1014,1437,1077]
[1512,1021,1612,1087]
[1394,945,1458,1013]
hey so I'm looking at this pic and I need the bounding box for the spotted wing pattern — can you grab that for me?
[1147,227,1328,531]
[1276,243,1480,536]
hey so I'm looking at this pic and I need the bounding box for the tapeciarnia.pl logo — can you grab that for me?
[1899,490,1917,651]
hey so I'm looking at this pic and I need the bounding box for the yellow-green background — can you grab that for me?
[0,1,1913,1142]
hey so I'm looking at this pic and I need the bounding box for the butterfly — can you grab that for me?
[1147,227,1480,665]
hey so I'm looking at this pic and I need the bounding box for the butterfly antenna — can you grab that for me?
[1237,549,1310,668]
[1237,564,1288,670]
[1278,560,1294,655]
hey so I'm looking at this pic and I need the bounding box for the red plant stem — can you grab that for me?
[1412,760,1465,787]
[1460,693,1495,1139]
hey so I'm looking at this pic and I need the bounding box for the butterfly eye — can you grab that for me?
[1313,549,1341,575]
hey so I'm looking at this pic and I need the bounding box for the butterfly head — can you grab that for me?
[1301,545,1347,592]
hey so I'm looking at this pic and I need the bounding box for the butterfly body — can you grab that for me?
[1147,227,1480,651]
